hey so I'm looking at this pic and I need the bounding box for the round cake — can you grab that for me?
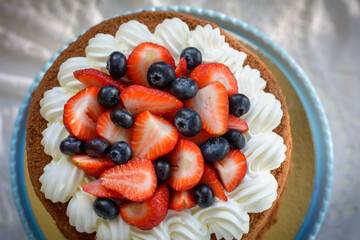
[26,11,292,240]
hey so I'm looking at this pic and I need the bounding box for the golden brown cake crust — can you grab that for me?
[26,11,292,240]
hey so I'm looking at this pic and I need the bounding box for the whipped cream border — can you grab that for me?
[38,18,286,240]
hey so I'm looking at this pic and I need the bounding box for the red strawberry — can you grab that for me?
[184,81,229,135]
[189,63,238,95]
[72,155,116,178]
[127,42,175,87]
[227,114,249,133]
[179,129,219,146]
[63,86,105,141]
[131,111,179,161]
[100,158,157,202]
[199,163,227,201]
[167,139,204,191]
[120,184,169,230]
[175,57,187,78]
[120,85,183,116]
[214,150,247,192]
[73,68,128,92]
[169,189,196,211]
[81,180,125,199]
[96,109,132,144]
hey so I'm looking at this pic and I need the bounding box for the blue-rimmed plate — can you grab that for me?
[10,6,333,240]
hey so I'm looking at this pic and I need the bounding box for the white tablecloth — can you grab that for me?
[1,0,359,239]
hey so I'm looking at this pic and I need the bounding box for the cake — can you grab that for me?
[26,11,292,240]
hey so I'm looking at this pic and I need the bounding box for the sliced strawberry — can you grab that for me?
[81,180,125,199]
[72,155,116,178]
[63,86,105,141]
[73,68,128,92]
[214,150,247,192]
[175,57,187,78]
[199,163,227,201]
[227,114,249,133]
[131,111,178,161]
[184,81,229,135]
[120,184,169,230]
[100,158,157,202]
[189,63,238,95]
[120,85,183,116]
[179,129,219,146]
[96,109,132,144]
[167,139,204,191]
[169,189,196,211]
[127,42,175,87]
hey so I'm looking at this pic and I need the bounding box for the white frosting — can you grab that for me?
[39,17,288,240]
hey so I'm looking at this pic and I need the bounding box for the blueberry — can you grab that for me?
[106,51,127,80]
[170,77,198,100]
[229,93,250,117]
[201,137,230,162]
[147,61,176,89]
[174,108,202,137]
[180,47,202,70]
[84,138,109,158]
[193,184,214,208]
[93,198,119,219]
[110,108,134,129]
[59,136,84,155]
[223,129,246,150]
[109,141,132,165]
[153,158,172,182]
[97,85,121,109]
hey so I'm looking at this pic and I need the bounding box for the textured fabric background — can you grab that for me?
[1,0,359,239]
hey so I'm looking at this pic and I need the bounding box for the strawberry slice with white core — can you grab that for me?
[96,109,132,144]
[184,81,229,135]
[227,114,249,133]
[189,63,238,95]
[64,86,105,141]
[167,139,204,191]
[81,180,125,199]
[131,111,179,161]
[127,42,175,87]
[72,155,116,178]
[214,150,247,192]
[199,163,227,201]
[169,189,196,211]
[100,158,157,202]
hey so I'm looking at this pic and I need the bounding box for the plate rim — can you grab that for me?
[9,6,334,240]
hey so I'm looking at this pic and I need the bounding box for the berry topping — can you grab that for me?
[106,51,127,80]
[214,150,247,192]
[81,180,124,199]
[174,108,202,137]
[227,114,249,133]
[93,198,119,220]
[84,138,110,158]
[184,81,229,135]
[120,85,183,116]
[127,42,175,87]
[180,47,202,70]
[147,61,176,90]
[59,136,84,156]
[228,93,250,117]
[110,108,134,129]
[189,63,238,95]
[96,109,132,144]
[179,129,219,146]
[223,129,246,150]
[73,68,128,92]
[153,158,172,182]
[169,189,196,211]
[175,57,187,78]
[100,158,157,202]
[170,77,198,100]
[72,155,116,178]
[201,137,230,163]
[120,184,169,230]
[199,163,227,201]
[131,111,179,161]
[63,86,105,141]
[97,85,121,109]
[193,184,214,208]
[109,141,133,165]
[167,139,204,191]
